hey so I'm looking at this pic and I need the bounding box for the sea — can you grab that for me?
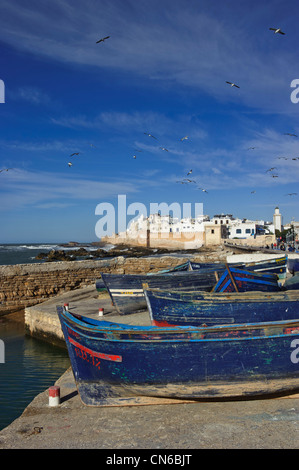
[0,242,111,266]
[0,243,101,432]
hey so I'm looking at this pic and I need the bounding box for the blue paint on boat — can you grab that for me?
[57,307,299,404]
[144,289,299,327]
[213,267,280,293]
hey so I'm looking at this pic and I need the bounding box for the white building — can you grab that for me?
[127,213,209,236]
[273,207,282,232]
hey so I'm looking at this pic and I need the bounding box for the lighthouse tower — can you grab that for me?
[273,206,282,232]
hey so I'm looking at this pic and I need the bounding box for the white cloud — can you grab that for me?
[0,0,297,113]
[0,168,140,211]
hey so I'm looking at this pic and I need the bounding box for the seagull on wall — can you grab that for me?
[226,81,240,88]
[269,28,285,35]
[96,36,110,43]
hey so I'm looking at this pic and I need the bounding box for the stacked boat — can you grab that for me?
[58,252,299,405]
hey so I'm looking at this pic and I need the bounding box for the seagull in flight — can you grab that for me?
[198,187,208,193]
[68,162,73,167]
[0,168,12,173]
[159,147,169,152]
[286,193,297,196]
[180,136,188,141]
[183,178,196,183]
[266,167,277,172]
[226,81,240,88]
[284,133,297,137]
[186,169,192,175]
[70,152,79,157]
[251,191,256,194]
[96,36,110,43]
[248,147,257,150]
[144,132,157,140]
[269,28,285,35]
[271,174,279,178]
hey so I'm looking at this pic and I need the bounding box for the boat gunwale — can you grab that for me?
[58,307,299,341]
[143,287,299,303]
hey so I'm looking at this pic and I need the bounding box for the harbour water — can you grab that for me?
[0,244,75,431]
[0,311,70,431]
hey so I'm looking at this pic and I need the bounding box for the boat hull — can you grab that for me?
[287,255,299,275]
[58,307,299,405]
[226,254,287,280]
[101,270,220,314]
[144,289,299,327]
[212,267,280,293]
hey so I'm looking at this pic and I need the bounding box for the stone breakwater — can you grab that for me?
[0,247,230,316]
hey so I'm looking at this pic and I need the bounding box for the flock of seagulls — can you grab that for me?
[224,27,299,199]
[1,26,297,207]
[126,26,293,199]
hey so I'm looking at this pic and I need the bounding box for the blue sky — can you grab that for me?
[0,0,299,243]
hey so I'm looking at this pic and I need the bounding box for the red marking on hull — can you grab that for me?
[68,337,122,362]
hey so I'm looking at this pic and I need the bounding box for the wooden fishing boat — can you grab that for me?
[226,254,287,280]
[100,268,222,314]
[287,254,299,275]
[100,255,287,314]
[212,266,280,292]
[284,274,299,291]
[144,288,299,327]
[95,260,191,293]
[57,306,299,405]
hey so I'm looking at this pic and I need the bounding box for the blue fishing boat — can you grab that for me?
[95,260,191,293]
[57,306,299,404]
[284,274,299,291]
[144,288,299,327]
[100,255,287,315]
[287,254,299,275]
[212,266,280,292]
[225,254,287,280]
[100,268,222,314]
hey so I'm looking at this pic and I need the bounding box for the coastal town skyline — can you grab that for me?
[0,0,299,243]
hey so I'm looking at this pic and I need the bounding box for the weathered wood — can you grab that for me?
[58,307,299,406]
[144,288,299,327]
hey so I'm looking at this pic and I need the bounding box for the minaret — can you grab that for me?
[273,207,282,232]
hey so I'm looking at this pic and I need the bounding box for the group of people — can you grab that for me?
[267,242,297,252]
